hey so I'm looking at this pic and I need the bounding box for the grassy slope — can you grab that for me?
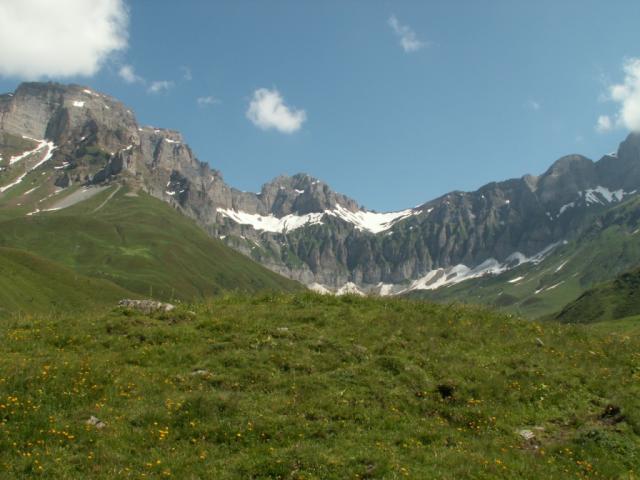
[0,294,638,478]
[0,185,301,302]
[408,197,640,318]
[554,267,640,323]
[0,247,134,317]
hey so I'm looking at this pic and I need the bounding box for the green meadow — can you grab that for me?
[0,294,638,479]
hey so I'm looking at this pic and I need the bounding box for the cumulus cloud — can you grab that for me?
[388,15,427,53]
[148,80,174,94]
[595,115,613,133]
[197,96,219,107]
[0,0,128,79]
[597,58,640,133]
[246,88,306,133]
[118,64,143,84]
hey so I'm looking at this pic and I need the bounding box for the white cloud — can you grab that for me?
[246,88,306,133]
[118,64,143,84]
[388,15,427,53]
[597,58,640,133]
[180,66,192,81]
[148,80,174,94]
[595,115,613,133]
[0,0,128,79]
[119,66,174,96]
[525,99,541,111]
[197,96,219,107]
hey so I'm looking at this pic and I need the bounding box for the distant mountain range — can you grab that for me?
[2,81,640,317]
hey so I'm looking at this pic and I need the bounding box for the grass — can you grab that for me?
[0,247,134,317]
[0,293,638,478]
[0,185,301,308]
[554,267,640,323]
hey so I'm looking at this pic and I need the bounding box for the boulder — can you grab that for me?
[118,299,175,314]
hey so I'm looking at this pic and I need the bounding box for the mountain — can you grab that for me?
[2,81,640,315]
[554,266,640,323]
[0,83,302,308]
[407,193,640,317]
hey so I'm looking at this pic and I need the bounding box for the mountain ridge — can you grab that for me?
[2,81,640,302]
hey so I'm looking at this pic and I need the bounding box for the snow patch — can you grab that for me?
[377,283,396,296]
[558,202,575,216]
[508,276,525,284]
[336,282,365,296]
[400,242,561,294]
[218,208,324,233]
[326,204,420,234]
[583,186,625,205]
[218,204,420,235]
[535,281,565,295]
[309,283,332,295]
[72,100,85,107]
[546,281,564,291]
[1,140,56,193]
[9,138,51,165]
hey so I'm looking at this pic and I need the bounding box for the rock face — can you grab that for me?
[2,82,640,293]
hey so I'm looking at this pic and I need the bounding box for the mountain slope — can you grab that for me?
[0,246,134,316]
[554,266,640,324]
[0,182,302,301]
[407,195,640,317]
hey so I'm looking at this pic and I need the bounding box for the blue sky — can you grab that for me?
[1,1,640,210]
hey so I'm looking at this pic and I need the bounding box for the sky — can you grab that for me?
[1,1,640,211]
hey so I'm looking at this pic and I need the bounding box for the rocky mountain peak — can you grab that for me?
[0,82,138,153]
[258,173,361,216]
[618,132,640,160]
[536,154,596,205]
[595,132,640,191]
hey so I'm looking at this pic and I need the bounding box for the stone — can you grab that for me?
[118,299,175,314]
[86,415,106,429]
[517,429,535,441]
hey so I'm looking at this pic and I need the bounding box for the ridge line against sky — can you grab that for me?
[0,0,639,210]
